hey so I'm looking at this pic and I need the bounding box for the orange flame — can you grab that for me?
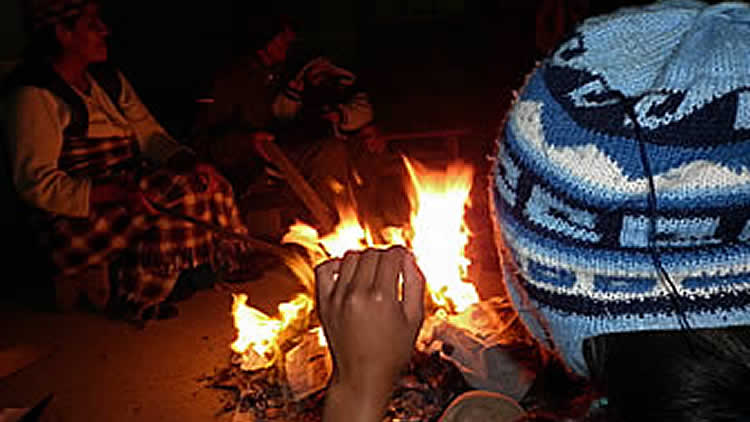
[230,293,319,371]
[230,156,478,365]
[403,158,478,312]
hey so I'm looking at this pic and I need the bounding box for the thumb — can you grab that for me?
[256,132,275,142]
[315,258,342,317]
[401,252,425,328]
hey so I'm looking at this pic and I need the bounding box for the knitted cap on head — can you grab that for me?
[491,0,750,376]
[23,0,89,31]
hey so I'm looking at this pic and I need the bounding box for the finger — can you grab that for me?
[315,258,341,313]
[401,252,426,326]
[136,192,159,216]
[350,248,381,295]
[332,251,360,308]
[253,140,272,162]
[141,197,159,216]
[254,132,274,142]
[374,246,405,303]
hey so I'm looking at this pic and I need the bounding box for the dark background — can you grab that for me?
[0,0,654,140]
[98,0,541,140]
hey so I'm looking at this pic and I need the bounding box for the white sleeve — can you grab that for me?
[116,72,192,164]
[4,87,91,217]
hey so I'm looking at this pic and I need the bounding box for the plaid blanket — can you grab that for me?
[43,133,254,311]
[46,166,254,309]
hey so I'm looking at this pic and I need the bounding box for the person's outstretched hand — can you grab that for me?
[90,174,158,216]
[315,246,426,422]
[249,131,276,162]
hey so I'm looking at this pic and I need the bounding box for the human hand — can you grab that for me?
[127,190,159,216]
[321,109,342,125]
[90,176,157,216]
[304,60,335,87]
[249,131,275,162]
[359,126,386,154]
[316,246,426,422]
[190,162,227,196]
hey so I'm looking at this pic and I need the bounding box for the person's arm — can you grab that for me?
[315,247,426,422]
[191,64,276,165]
[116,71,193,166]
[272,81,304,122]
[336,91,374,134]
[4,87,92,217]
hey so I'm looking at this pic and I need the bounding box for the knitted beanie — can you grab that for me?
[22,0,89,31]
[491,0,750,376]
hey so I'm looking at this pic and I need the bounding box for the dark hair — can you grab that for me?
[584,327,750,422]
[514,327,750,422]
[518,355,599,422]
[231,11,296,54]
[23,14,81,61]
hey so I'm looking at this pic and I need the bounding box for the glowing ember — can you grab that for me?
[231,156,479,367]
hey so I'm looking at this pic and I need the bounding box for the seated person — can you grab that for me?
[315,2,750,421]
[190,14,406,236]
[2,0,255,321]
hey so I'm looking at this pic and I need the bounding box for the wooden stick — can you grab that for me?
[261,141,337,233]
[145,198,290,257]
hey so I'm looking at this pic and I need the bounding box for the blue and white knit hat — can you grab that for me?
[491,0,750,376]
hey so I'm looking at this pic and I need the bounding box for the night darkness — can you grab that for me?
[98,0,541,139]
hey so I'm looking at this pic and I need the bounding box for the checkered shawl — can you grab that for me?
[43,130,253,307]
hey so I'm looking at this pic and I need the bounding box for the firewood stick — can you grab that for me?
[144,197,289,257]
[261,141,337,234]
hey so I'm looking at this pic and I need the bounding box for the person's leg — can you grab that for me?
[111,262,181,321]
[138,166,274,285]
[45,205,150,313]
[54,263,110,312]
[348,143,410,236]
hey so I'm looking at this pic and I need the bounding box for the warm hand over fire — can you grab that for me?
[315,246,426,422]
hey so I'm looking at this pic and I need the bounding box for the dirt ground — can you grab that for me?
[0,266,307,422]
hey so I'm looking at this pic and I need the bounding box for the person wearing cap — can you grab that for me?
[190,14,407,237]
[314,1,750,421]
[1,0,258,321]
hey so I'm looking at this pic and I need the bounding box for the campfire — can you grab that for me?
[203,156,538,421]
